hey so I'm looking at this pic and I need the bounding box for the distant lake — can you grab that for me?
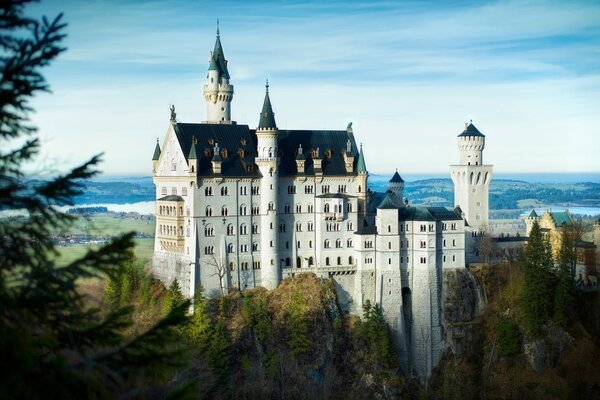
[61,201,156,215]
[523,206,600,217]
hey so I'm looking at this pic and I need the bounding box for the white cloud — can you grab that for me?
[27,0,600,176]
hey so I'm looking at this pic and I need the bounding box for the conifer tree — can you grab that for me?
[554,225,574,326]
[521,221,554,336]
[0,2,189,397]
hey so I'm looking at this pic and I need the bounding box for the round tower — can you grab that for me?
[449,121,493,232]
[458,122,485,165]
[254,81,280,290]
[203,23,234,123]
[389,170,404,200]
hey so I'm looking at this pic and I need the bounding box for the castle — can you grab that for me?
[151,29,491,378]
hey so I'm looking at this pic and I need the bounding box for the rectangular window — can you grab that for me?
[161,187,167,195]
[182,187,187,196]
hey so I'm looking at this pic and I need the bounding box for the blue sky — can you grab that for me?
[28,0,600,176]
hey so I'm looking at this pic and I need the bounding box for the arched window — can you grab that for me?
[204,225,214,237]
[308,256,314,266]
[325,257,330,266]
[347,238,353,247]
[324,203,330,213]
[347,203,352,212]
[227,243,234,253]
[205,187,212,196]
[240,224,247,235]
[336,239,342,248]
[221,206,228,216]
[239,204,247,215]
[337,256,342,265]
[205,206,212,216]
[348,256,353,265]
[324,239,330,248]
[252,242,258,251]
[227,224,234,235]
[285,257,291,267]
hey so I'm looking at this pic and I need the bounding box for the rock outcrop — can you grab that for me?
[442,267,486,355]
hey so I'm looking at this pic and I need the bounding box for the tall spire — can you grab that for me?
[258,80,277,129]
[152,138,161,160]
[211,21,229,79]
[357,143,367,173]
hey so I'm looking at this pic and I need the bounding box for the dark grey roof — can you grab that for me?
[494,236,528,243]
[277,129,360,176]
[211,34,230,79]
[357,144,367,173]
[174,123,260,178]
[398,205,462,221]
[188,142,197,159]
[377,192,403,209]
[173,122,361,178]
[458,122,485,137]
[528,209,538,218]
[158,195,184,202]
[258,86,276,129]
[575,240,596,249]
[152,141,161,160]
[389,171,404,183]
[316,193,355,199]
[356,226,377,235]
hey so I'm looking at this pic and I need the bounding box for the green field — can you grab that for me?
[55,214,155,266]
[62,214,155,236]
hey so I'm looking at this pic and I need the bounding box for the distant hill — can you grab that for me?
[64,176,600,218]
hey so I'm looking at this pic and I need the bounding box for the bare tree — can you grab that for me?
[206,254,229,297]
[472,223,496,264]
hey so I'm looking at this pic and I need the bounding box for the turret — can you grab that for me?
[524,209,539,236]
[450,121,493,231]
[254,81,280,290]
[457,121,485,165]
[356,143,368,223]
[152,139,161,175]
[188,137,198,176]
[389,170,404,200]
[203,22,234,124]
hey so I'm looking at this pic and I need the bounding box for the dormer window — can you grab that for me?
[325,149,332,159]
[241,138,247,145]
[204,149,211,158]
[238,149,245,158]
[311,149,318,158]
[221,148,228,158]
[208,138,215,145]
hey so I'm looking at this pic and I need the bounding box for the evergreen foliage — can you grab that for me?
[0,2,189,397]
[496,316,521,356]
[520,221,554,336]
[185,291,214,352]
[359,300,398,369]
[166,279,185,313]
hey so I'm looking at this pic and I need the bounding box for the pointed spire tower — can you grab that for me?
[152,138,161,175]
[203,20,234,124]
[255,80,280,290]
[356,142,369,224]
[389,169,404,200]
[450,121,493,232]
